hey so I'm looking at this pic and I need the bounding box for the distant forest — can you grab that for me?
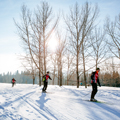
[0,71,34,84]
[0,70,64,85]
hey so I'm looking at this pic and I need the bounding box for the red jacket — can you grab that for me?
[43,74,52,82]
[12,79,16,83]
[91,71,101,86]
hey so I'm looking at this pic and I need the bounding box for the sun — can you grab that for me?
[49,33,58,52]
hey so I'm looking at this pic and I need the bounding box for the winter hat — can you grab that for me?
[96,68,100,70]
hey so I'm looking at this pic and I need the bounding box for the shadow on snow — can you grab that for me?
[36,92,58,120]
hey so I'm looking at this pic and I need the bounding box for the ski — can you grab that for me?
[89,100,105,103]
[82,99,113,105]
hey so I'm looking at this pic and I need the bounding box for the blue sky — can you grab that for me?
[0,0,120,74]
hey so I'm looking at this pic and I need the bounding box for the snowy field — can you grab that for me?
[0,83,120,120]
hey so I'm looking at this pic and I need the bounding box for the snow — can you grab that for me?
[0,83,120,120]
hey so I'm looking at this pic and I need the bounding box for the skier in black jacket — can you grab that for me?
[42,71,52,92]
[90,68,101,101]
[11,78,16,87]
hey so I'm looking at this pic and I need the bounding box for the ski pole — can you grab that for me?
[81,91,91,97]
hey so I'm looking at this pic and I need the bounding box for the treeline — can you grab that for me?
[0,68,120,87]
[13,1,120,88]
[100,59,120,87]
[100,71,120,87]
[67,72,120,87]
[0,70,65,85]
[0,71,33,84]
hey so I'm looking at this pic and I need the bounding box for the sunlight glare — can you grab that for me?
[49,33,58,52]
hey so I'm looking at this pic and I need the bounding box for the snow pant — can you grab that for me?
[42,81,48,91]
[12,83,15,87]
[91,83,98,99]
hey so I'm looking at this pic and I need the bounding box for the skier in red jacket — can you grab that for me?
[90,68,101,101]
[42,71,52,92]
[11,78,16,87]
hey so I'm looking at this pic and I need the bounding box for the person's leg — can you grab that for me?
[12,83,14,87]
[93,83,97,99]
[42,81,46,91]
[91,83,97,100]
[91,83,94,100]
[44,82,48,91]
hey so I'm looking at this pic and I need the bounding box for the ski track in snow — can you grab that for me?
[0,83,120,120]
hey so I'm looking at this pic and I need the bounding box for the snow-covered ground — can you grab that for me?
[0,83,120,120]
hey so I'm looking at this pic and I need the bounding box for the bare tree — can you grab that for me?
[14,4,43,86]
[66,53,76,85]
[90,27,108,69]
[105,14,120,59]
[50,54,57,85]
[14,2,58,86]
[81,37,90,88]
[20,54,36,85]
[64,2,99,88]
[56,32,66,86]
